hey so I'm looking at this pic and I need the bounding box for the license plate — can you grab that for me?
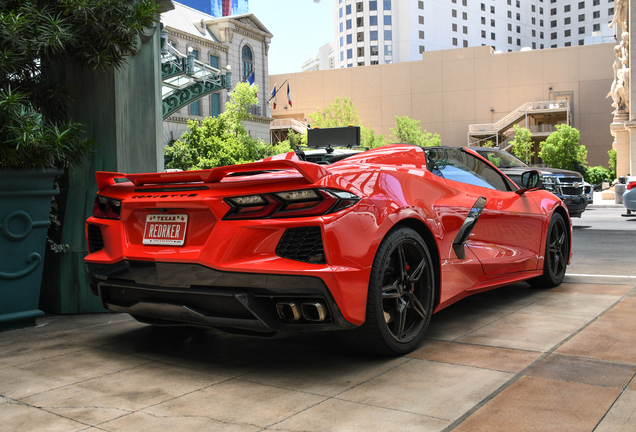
[143,214,188,246]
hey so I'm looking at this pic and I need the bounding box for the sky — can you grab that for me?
[249,0,334,76]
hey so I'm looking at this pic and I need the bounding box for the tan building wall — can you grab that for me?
[270,44,616,167]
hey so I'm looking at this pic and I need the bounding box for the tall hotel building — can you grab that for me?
[333,0,617,68]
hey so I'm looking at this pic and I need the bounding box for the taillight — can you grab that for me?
[224,189,359,220]
[627,182,636,190]
[92,196,121,219]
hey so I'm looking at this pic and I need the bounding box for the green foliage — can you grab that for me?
[538,124,586,171]
[390,116,440,147]
[361,127,387,149]
[509,125,534,164]
[309,97,361,128]
[0,0,161,169]
[165,83,292,170]
[608,148,617,180]
[584,165,611,185]
[482,140,495,148]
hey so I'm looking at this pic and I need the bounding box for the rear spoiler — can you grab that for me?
[95,160,329,192]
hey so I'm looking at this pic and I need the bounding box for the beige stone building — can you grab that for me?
[270,43,616,167]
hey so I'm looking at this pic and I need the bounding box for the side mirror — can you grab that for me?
[516,170,543,194]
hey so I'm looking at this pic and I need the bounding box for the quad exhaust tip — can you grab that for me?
[276,301,327,322]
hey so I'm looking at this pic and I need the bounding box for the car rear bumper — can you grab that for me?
[624,189,636,211]
[87,261,357,334]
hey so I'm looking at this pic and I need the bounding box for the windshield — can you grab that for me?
[475,149,528,168]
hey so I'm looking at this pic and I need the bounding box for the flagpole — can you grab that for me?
[268,78,289,102]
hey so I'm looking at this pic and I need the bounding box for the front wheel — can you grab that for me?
[528,212,569,288]
[343,227,435,355]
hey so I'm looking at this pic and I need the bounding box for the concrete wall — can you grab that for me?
[271,43,616,167]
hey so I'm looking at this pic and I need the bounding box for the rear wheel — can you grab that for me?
[343,227,435,355]
[528,213,569,288]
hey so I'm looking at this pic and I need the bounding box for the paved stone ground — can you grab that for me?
[1,276,635,432]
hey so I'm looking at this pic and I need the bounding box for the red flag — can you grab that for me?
[287,83,292,107]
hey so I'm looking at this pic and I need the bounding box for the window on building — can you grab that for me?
[579,1,585,9]
[463,11,468,19]
[347,34,352,44]
[385,44,392,55]
[609,8,614,15]
[340,36,343,47]
[579,13,585,21]
[339,22,343,32]
[209,54,218,69]
[241,46,252,81]
[371,60,379,65]
[418,1,423,9]
[532,29,536,36]
[551,20,557,27]
[491,32,496,40]
[579,26,585,33]
[463,40,468,47]
[565,29,571,36]
[481,3,485,11]
[551,32,557,39]
[452,9,457,17]
[371,30,378,40]
[419,45,425,53]
[507,0,511,4]
[481,16,486,24]
[508,36,513,43]
[358,61,365,66]
[340,51,343,61]
[189,49,200,115]
[463,0,467,5]
[463,26,468,34]
[508,23,512,30]
[384,1,391,10]
[453,23,458,31]
[593,23,600,31]
[540,7,543,14]
[370,1,377,10]
[540,31,544,38]
[357,17,364,27]
[579,39,584,45]
[339,8,342,18]
[508,10,512,18]
[532,41,536,49]
[593,10,600,18]
[357,32,364,42]
[517,13,521,20]
[517,38,521,46]
[551,44,557,48]
[491,19,495,26]
[565,41,572,46]
[346,19,352,29]
[540,44,544,49]
[565,17,571,24]
[420,30,425,39]
[517,25,521,32]
[357,2,363,12]
[371,45,379,55]
[532,17,536,24]
[384,15,391,25]
[565,5,571,12]
[540,19,544,26]
[419,16,424,24]
[481,30,486,37]
[357,47,364,56]
[593,0,599,5]
[453,37,458,46]
[384,30,392,40]
[210,93,220,118]
[370,15,377,25]
[551,8,556,15]
[491,5,495,13]
[347,48,352,59]
[346,4,351,14]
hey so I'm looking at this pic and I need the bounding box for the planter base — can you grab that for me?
[0,309,45,331]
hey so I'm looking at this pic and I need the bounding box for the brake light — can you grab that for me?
[627,182,636,190]
[92,196,121,219]
[224,189,359,220]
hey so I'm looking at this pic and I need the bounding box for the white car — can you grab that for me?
[623,176,636,216]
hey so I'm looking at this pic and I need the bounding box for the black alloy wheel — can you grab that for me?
[343,227,435,355]
[529,213,569,288]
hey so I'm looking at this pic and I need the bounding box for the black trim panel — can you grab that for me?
[452,196,487,260]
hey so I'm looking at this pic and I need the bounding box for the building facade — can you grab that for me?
[332,0,616,69]
[301,42,336,72]
[162,2,272,147]
[273,43,615,167]
[177,0,249,17]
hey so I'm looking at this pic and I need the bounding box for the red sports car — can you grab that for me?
[85,144,571,355]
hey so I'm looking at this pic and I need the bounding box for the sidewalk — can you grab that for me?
[1,277,635,432]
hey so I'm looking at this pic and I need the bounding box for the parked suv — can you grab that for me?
[473,147,588,218]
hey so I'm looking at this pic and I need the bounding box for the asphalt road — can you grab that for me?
[569,207,636,276]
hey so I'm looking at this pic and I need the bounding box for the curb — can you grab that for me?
[587,204,624,209]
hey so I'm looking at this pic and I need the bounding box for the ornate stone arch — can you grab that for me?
[240,42,255,81]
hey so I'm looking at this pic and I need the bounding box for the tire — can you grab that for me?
[342,227,435,355]
[528,213,569,288]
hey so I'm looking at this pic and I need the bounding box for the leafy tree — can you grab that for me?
[390,116,440,147]
[482,140,495,148]
[509,125,534,164]
[0,0,161,169]
[584,166,611,185]
[608,148,617,180]
[538,124,587,171]
[361,127,387,149]
[165,82,291,170]
[309,97,361,128]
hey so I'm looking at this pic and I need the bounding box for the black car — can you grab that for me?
[473,147,588,218]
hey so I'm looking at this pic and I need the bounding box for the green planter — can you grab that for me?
[0,168,63,331]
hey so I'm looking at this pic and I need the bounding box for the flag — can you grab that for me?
[247,70,255,85]
[271,83,277,109]
[287,83,292,107]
